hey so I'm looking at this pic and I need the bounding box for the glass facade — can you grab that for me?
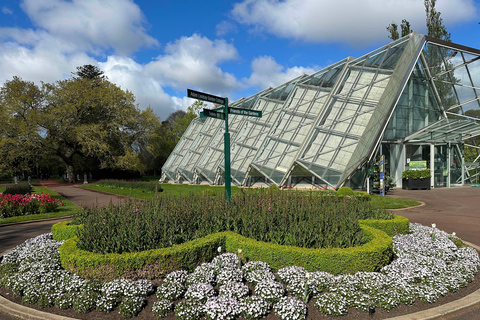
[162,33,480,189]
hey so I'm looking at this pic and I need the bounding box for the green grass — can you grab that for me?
[0,186,80,225]
[371,194,421,209]
[81,183,242,199]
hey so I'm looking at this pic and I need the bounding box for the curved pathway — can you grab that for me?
[0,184,479,319]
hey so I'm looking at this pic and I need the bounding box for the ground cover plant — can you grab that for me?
[74,189,393,254]
[0,223,478,319]
[0,186,79,224]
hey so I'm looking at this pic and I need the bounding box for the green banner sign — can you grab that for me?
[229,107,262,118]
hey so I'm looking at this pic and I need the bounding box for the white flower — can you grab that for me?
[305,272,311,279]
[432,223,436,228]
[452,232,456,236]
[217,246,222,253]
[238,248,242,254]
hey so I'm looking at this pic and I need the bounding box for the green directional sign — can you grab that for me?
[187,89,231,204]
[228,107,262,118]
[202,108,225,120]
[187,89,227,105]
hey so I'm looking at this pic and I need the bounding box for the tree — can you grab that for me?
[0,66,158,182]
[41,75,148,182]
[386,19,413,41]
[0,77,45,177]
[72,64,106,81]
[386,22,399,41]
[425,0,450,41]
[137,100,207,174]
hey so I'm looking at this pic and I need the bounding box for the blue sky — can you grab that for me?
[0,0,479,120]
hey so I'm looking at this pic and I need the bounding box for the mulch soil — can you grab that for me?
[1,269,480,320]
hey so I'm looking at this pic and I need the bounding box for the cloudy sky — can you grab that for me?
[0,0,479,120]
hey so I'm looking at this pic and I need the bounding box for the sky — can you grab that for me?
[0,0,479,121]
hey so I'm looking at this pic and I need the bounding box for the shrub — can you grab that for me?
[152,299,173,317]
[274,296,307,320]
[239,296,271,320]
[204,296,242,320]
[119,296,145,318]
[402,169,431,179]
[3,182,32,195]
[336,186,354,196]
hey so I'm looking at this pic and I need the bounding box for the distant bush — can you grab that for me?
[3,182,32,195]
[336,186,354,197]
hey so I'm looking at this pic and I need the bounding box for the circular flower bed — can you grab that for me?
[0,223,479,319]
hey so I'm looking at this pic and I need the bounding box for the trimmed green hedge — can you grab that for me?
[59,233,225,281]
[359,215,409,237]
[52,221,83,241]
[225,224,392,274]
[55,219,399,280]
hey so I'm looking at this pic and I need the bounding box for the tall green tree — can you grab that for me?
[0,76,45,177]
[387,19,413,40]
[0,66,160,182]
[139,100,206,174]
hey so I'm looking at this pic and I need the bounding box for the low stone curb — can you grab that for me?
[0,294,77,320]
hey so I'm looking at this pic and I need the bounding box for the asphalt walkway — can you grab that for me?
[0,183,479,320]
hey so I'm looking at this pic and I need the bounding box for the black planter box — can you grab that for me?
[402,178,430,190]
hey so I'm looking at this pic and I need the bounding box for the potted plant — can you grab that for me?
[402,169,431,190]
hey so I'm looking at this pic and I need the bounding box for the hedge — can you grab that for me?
[359,214,409,237]
[52,221,83,241]
[59,233,225,281]
[224,224,392,274]
[56,221,397,281]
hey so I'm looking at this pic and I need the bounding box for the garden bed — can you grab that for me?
[1,223,479,320]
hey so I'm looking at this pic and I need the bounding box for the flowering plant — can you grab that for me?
[0,193,64,218]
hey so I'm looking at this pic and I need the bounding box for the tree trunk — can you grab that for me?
[66,164,75,183]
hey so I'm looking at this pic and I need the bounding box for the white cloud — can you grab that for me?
[145,33,241,95]
[2,6,13,15]
[231,0,477,46]
[99,56,183,120]
[0,40,93,84]
[20,0,158,55]
[216,20,238,37]
[246,55,317,89]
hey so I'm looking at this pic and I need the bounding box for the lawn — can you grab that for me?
[0,186,80,225]
[371,194,421,209]
[82,182,241,199]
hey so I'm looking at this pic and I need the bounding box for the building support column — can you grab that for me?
[430,143,435,188]
[447,143,451,188]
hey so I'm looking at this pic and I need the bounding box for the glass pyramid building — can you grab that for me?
[162,33,480,189]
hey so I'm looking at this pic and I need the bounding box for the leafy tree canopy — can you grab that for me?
[0,66,161,182]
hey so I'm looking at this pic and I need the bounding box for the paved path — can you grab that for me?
[0,181,125,256]
[387,186,480,246]
[0,184,479,320]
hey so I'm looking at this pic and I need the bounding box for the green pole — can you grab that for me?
[224,98,231,203]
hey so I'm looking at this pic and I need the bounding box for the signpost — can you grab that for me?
[187,89,226,105]
[228,107,262,118]
[200,108,226,120]
[187,89,262,203]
